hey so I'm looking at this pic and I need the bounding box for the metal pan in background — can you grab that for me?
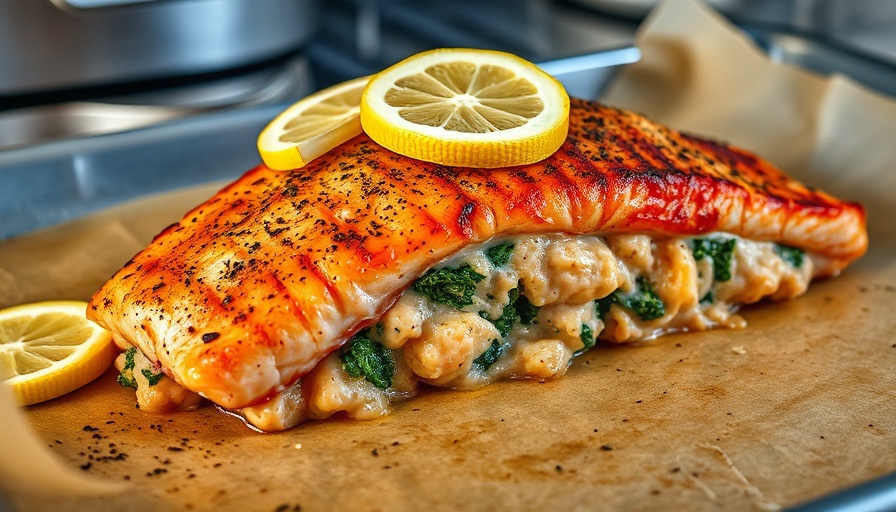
[0,0,318,98]
[3,20,896,240]
[745,24,896,99]
[0,48,639,241]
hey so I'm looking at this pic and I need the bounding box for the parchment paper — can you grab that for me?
[2,0,895,510]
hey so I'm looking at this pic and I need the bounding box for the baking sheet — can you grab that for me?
[2,0,895,510]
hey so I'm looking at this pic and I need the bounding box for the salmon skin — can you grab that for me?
[87,98,867,410]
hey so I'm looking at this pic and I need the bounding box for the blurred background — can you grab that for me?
[1,0,895,151]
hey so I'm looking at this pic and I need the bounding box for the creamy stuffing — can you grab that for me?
[121,232,813,431]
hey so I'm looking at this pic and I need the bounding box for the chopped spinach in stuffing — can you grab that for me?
[480,287,540,338]
[775,244,805,268]
[576,323,596,355]
[596,277,666,321]
[692,237,737,282]
[340,332,395,390]
[412,264,485,309]
[485,243,515,267]
[473,340,504,371]
[141,368,164,387]
[116,347,138,389]
[484,288,519,337]
[475,285,542,369]
[514,293,539,325]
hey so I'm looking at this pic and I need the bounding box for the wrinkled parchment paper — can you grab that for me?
[2,0,895,510]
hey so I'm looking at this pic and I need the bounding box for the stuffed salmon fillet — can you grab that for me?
[87,98,866,431]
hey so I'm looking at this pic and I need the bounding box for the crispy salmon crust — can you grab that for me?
[88,98,867,409]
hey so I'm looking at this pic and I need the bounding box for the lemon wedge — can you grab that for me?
[360,48,570,168]
[0,301,116,406]
[257,76,368,171]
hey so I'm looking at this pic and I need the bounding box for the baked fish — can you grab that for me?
[87,98,867,431]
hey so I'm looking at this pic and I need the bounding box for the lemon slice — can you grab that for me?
[360,48,570,168]
[257,76,368,170]
[0,301,117,406]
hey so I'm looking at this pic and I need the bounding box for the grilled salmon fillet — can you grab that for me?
[87,98,867,412]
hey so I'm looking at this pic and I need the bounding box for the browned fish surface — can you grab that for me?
[87,98,867,410]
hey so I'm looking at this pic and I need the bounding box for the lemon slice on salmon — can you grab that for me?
[360,48,570,168]
[258,76,368,170]
[0,301,116,405]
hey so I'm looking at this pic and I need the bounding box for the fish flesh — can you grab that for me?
[87,98,867,426]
